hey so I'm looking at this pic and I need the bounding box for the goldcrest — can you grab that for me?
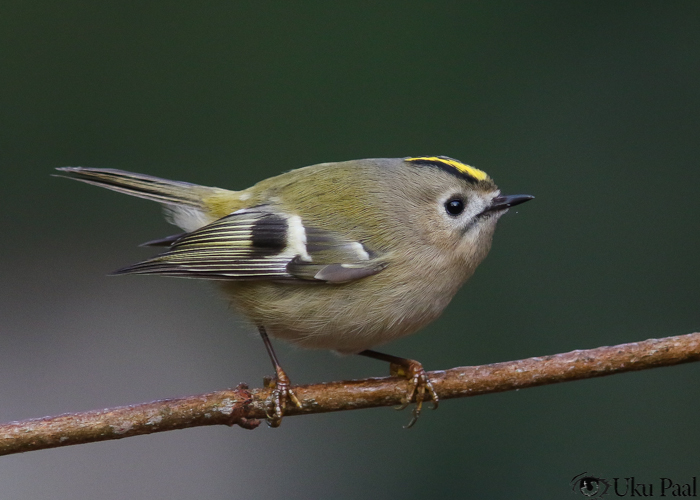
[57,156,533,426]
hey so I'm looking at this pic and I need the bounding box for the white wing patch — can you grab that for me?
[285,215,311,262]
[115,206,386,283]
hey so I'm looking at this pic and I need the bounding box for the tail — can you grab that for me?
[55,167,235,232]
[55,167,210,208]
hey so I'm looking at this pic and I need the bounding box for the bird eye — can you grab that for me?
[444,198,465,216]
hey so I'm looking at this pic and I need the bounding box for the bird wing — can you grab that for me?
[115,207,386,283]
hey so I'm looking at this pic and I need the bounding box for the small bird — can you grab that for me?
[57,156,533,426]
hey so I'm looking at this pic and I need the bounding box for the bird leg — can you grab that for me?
[259,326,302,427]
[357,350,439,428]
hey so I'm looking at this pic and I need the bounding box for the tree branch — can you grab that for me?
[1,332,699,456]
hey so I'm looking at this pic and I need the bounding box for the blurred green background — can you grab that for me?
[2,2,699,498]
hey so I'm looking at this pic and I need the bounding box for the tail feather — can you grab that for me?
[55,167,208,208]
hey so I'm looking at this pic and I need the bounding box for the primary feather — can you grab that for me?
[114,207,386,283]
[113,208,295,280]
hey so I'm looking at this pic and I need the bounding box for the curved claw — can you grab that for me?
[264,367,302,427]
[389,359,440,428]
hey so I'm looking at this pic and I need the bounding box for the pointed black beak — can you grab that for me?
[484,194,534,213]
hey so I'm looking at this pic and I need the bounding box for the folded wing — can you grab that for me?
[115,207,386,283]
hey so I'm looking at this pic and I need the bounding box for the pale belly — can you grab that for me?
[219,267,463,354]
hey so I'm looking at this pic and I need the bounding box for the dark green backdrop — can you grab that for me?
[2,2,699,498]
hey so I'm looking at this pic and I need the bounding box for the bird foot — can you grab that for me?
[389,359,439,428]
[263,366,302,427]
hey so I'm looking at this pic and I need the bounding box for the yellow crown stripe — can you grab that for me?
[406,156,489,181]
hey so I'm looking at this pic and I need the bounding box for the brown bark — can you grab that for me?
[1,332,698,456]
